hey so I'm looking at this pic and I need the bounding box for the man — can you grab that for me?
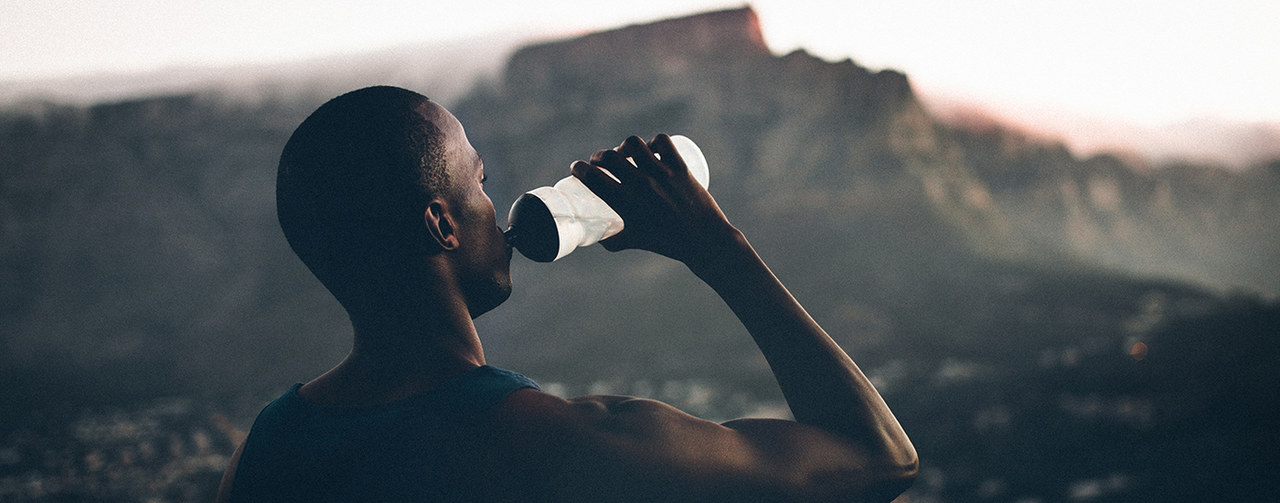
[217,86,916,502]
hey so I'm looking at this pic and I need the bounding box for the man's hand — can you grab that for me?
[570,134,740,267]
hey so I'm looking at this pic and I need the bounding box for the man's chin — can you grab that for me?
[469,278,512,319]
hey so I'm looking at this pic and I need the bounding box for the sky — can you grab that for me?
[3,0,1278,130]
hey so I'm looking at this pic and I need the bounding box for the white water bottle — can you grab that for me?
[505,135,709,262]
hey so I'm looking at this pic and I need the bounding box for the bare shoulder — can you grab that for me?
[497,389,759,459]
[492,389,912,502]
[497,388,716,433]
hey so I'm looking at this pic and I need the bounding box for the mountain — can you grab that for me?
[459,7,1280,296]
[0,6,1276,502]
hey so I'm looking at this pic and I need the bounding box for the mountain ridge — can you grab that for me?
[472,6,1278,295]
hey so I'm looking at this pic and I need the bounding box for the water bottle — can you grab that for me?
[504,135,709,262]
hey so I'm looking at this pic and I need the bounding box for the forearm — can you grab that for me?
[687,231,915,467]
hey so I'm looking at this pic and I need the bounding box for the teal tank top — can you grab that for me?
[229,365,540,502]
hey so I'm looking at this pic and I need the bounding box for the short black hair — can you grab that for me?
[276,86,450,302]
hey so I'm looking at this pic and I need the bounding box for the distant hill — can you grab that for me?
[0,7,1276,501]
[921,90,1280,170]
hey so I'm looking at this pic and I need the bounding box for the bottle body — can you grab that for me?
[506,135,708,262]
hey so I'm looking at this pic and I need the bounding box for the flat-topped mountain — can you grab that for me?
[462,7,1279,296]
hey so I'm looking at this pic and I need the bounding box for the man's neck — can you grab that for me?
[297,296,487,407]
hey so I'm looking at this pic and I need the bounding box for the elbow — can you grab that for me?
[801,450,919,503]
[882,459,919,501]
[891,442,920,481]
[869,446,919,502]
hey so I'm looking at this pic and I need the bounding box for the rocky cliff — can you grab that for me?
[460,7,1280,295]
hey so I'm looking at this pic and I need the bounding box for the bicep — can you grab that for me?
[574,396,880,477]
[501,391,889,501]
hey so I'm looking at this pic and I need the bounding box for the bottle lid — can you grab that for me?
[669,135,708,189]
[505,193,560,262]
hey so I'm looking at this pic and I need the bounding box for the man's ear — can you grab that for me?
[424,200,460,251]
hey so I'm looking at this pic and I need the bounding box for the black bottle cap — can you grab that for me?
[506,193,560,262]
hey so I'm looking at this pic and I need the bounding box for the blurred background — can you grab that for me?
[2,2,1277,501]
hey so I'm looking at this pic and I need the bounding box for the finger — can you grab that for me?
[619,135,669,179]
[590,148,644,185]
[570,160,627,207]
[588,148,612,164]
[648,134,687,172]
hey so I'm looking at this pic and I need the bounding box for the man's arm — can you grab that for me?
[215,441,243,503]
[691,230,917,472]
[497,135,915,501]
[698,231,916,454]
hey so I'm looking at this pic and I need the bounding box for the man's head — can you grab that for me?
[277,86,510,319]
